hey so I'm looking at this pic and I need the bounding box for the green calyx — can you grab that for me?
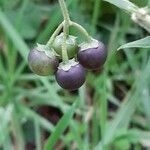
[36,43,59,58]
[52,33,79,59]
[58,59,79,71]
[79,38,99,51]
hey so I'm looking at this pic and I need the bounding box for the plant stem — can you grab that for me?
[59,0,70,24]
[99,72,108,150]
[62,26,69,62]
[46,22,64,48]
[34,119,42,150]
[70,21,91,42]
[91,0,101,35]
[58,0,70,62]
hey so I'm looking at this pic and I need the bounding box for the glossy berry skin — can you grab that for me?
[77,41,107,70]
[55,63,86,91]
[52,33,79,59]
[28,48,59,76]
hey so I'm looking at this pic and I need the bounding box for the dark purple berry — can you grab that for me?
[52,33,79,59]
[55,60,86,90]
[77,39,107,70]
[28,45,59,76]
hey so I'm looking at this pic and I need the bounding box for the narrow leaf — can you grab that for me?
[44,100,79,150]
[103,0,137,12]
[118,36,150,50]
[0,9,29,60]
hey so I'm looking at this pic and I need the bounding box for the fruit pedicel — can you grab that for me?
[28,0,107,91]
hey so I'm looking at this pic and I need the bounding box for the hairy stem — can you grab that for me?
[58,0,70,25]
[59,0,70,62]
[70,21,91,42]
[91,0,101,35]
[46,22,64,48]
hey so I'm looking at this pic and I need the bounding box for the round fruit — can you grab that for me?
[52,33,79,59]
[28,44,59,76]
[77,39,107,70]
[55,60,86,90]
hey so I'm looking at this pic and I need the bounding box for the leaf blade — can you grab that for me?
[44,100,79,150]
[118,36,150,50]
[103,0,137,12]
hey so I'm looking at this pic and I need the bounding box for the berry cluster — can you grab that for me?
[28,0,107,91]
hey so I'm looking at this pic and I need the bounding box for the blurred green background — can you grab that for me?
[0,0,150,150]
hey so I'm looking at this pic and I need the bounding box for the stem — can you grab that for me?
[99,72,108,149]
[62,24,69,62]
[91,0,101,35]
[12,108,25,150]
[58,0,70,24]
[70,21,92,42]
[58,0,70,62]
[34,119,42,150]
[46,22,64,48]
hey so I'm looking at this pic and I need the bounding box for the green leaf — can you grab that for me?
[114,129,150,144]
[103,0,138,12]
[0,105,13,145]
[34,119,42,150]
[118,36,150,50]
[95,57,150,150]
[0,9,64,112]
[5,1,52,40]
[44,100,79,150]
[0,8,29,60]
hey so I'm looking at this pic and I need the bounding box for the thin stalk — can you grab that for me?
[99,72,108,149]
[91,0,101,35]
[34,119,42,150]
[62,22,69,62]
[46,22,64,47]
[92,93,100,148]
[58,0,70,62]
[58,0,70,34]
[70,21,91,42]
[12,110,25,150]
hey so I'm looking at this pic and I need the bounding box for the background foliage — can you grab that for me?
[0,0,150,150]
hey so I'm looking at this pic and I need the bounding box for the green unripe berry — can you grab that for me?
[52,33,79,59]
[28,44,59,76]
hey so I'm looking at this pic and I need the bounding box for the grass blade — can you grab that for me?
[95,57,150,149]
[0,9,29,60]
[103,0,138,12]
[118,36,150,50]
[44,100,79,150]
[34,119,42,150]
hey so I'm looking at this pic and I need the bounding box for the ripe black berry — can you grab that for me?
[55,60,86,90]
[28,44,59,76]
[77,39,107,70]
[52,33,79,59]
